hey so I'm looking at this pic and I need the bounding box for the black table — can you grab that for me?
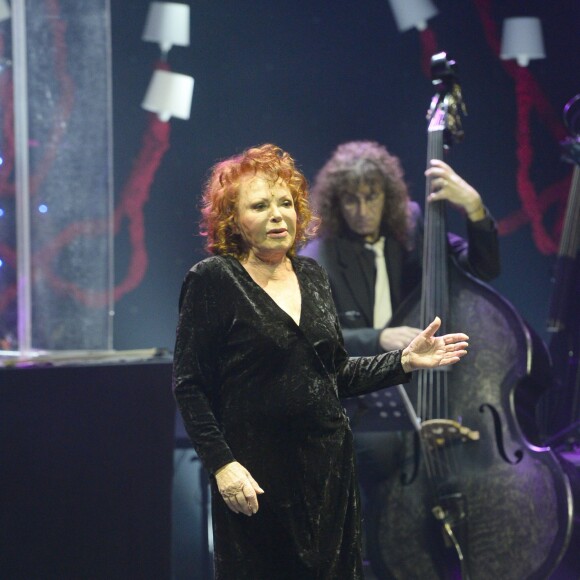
[0,357,175,580]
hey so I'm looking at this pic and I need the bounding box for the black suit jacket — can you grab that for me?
[300,202,501,356]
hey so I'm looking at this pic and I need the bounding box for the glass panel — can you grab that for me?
[1,0,113,352]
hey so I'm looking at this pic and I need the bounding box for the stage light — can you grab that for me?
[500,17,546,67]
[142,2,190,58]
[38,204,48,214]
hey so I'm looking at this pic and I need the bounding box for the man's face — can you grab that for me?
[338,180,385,243]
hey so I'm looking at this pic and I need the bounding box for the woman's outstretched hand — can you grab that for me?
[400,316,468,372]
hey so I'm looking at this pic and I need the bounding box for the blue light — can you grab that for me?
[0,259,3,267]
[38,204,48,213]
[0,208,4,217]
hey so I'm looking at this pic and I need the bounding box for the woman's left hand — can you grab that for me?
[401,316,468,372]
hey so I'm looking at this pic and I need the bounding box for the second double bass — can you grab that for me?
[367,53,573,580]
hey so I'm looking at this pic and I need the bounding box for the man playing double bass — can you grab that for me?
[300,139,500,576]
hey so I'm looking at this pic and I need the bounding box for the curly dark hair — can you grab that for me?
[200,143,318,259]
[310,141,412,247]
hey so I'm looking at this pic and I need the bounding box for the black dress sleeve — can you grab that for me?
[172,266,236,474]
[336,350,411,398]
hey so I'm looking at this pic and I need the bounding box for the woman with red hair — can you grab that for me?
[173,143,469,579]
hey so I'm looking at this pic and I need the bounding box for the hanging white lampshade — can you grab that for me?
[500,17,546,67]
[141,69,194,122]
[0,0,11,22]
[387,0,438,32]
[142,2,190,55]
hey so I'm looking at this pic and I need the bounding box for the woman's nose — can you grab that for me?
[270,204,282,220]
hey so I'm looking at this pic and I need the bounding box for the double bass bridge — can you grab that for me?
[420,418,480,451]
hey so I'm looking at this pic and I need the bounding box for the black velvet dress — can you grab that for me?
[173,254,410,580]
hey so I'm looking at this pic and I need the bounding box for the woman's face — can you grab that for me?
[236,173,297,260]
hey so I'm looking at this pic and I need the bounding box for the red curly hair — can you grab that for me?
[200,144,318,259]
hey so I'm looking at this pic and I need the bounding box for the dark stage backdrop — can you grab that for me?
[110,0,580,353]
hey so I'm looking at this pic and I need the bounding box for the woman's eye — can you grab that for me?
[282,200,293,207]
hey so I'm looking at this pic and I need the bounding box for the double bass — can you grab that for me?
[367,53,573,580]
[535,95,580,579]
[539,93,580,448]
